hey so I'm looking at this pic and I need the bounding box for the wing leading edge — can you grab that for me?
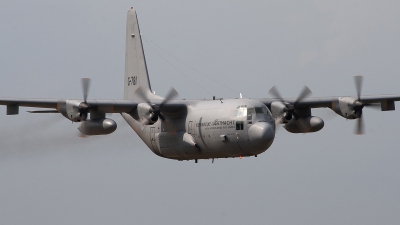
[0,98,139,115]
[256,94,400,109]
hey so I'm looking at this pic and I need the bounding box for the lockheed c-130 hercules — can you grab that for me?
[1,7,400,163]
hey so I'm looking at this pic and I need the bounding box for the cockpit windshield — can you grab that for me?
[233,105,270,118]
[233,105,247,117]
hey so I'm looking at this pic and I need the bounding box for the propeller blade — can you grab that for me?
[354,75,363,100]
[354,117,365,135]
[134,86,151,103]
[136,86,179,125]
[161,87,179,106]
[269,85,311,121]
[158,113,166,121]
[81,78,91,102]
[295,86,312,104]
[268,85,284,101]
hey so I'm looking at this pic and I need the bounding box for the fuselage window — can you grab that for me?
[236,121,244,130]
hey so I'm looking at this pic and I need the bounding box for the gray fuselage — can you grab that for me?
[122,98,275,160]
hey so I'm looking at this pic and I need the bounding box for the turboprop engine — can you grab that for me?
[268,85,313,124]
[132,86,179,126]
[268,86,324,133]
[283,116,324,133]
[136,103,159,125]
[58,100,90,122]
[58,78,92,122]
[78,118,117,135]
[270,101,293,123]
[332,97,363,119]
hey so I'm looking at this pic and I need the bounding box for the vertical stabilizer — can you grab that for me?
[124,7,152,100]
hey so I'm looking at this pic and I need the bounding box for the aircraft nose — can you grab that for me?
[248,122,275,151]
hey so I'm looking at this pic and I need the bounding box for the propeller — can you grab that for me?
[352,75,381,134]
[353,75,365,134]
[79,78,91,121]
[268,85,312,121]
[134,86,179,126]
[330,75,380,135]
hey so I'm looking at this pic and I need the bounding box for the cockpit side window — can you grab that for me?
[255,106,270,115]
[255,107,263,114]
[247,108,255,120]
[262,107,269,114]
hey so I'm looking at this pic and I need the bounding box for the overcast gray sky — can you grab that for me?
[1,0,400,224]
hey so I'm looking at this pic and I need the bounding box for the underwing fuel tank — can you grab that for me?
[283,116,324,133]
[78,118,117,135]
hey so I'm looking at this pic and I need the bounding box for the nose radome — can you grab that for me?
[248,122,275,151]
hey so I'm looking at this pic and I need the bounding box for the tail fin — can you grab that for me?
[124,7,152,100]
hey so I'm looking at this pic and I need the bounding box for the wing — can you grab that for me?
[256,94,400,109]
[0,98,139,115]
[0,97,188,121]
[256,93,400,135]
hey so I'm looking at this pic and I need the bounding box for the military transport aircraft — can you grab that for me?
[1,7,400,162]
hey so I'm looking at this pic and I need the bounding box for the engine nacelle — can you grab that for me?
[270,101,292,123]
[136,103,158,125]
[58,100,87,122]
[284,116,324,133]
[332,97,361,119]
[78,118,117,135]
